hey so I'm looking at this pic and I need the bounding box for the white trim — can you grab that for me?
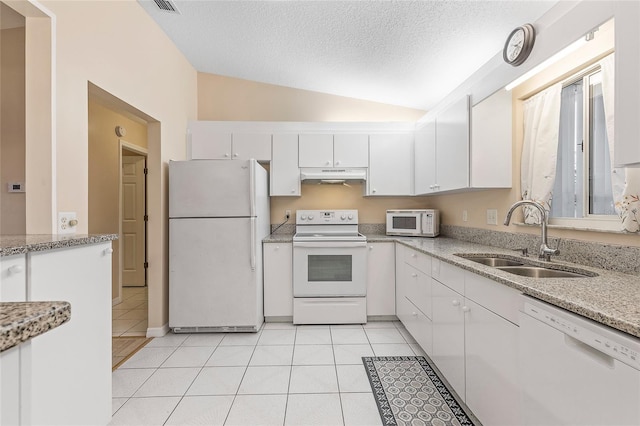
[146,324,170,338]
[121,140,148,155]
[187,120,417,134]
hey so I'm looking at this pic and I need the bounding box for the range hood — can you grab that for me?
[300,168,367,184]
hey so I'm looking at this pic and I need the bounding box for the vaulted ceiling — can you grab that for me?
[138,0,557,110]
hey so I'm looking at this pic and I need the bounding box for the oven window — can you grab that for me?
[393,216,417,230]
[308,255,352,282]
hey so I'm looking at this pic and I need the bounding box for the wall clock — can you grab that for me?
[503,24,536,67]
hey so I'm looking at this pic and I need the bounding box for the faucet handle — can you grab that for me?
[513,248,529,257]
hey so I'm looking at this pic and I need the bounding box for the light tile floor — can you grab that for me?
[113,287,148,337]
[110,321,426,426]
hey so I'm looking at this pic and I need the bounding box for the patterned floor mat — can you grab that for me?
[363,356,475,426]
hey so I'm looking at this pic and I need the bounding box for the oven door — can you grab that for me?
[293,240,367,297]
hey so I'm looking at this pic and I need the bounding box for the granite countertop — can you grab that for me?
[0,234,117,257]
[264,233,640,338]
[0,301,71,352]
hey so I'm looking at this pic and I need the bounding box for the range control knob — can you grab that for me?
[308,215,314,220]
[301,215,307,220]
[341,215,346,220]
[348,214,353,220]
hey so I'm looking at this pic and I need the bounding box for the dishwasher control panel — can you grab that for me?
[524,299,640,370]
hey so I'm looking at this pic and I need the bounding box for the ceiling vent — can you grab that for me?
[153,0,180,14]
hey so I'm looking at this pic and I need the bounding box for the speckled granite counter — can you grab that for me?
[0,301,71,352]
[264,233,640,338]
[0,234,117,257]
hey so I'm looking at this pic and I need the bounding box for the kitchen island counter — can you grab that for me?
[0,234,117,257]
[0,301,71,352]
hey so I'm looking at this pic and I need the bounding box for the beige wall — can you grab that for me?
[12,0,198,333]
[88,100,147,300]
[197,72,427,222]
[0,26,25,234]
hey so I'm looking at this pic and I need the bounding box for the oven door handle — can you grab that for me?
[293,241,367,249]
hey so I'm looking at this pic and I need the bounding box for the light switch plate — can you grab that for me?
[58,212,77,234]
[487,209,498,225]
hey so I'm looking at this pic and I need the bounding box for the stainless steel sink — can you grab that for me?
[454,253,597,278]
[465,257,524,267]
[496,266,594,278]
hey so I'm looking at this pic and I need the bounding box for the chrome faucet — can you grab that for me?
[504,200,560,261]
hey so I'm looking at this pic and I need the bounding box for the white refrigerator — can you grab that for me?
[169,159,270,332]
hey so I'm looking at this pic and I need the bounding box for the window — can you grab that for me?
[550,67,616,223]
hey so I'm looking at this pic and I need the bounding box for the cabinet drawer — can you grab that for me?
[400,296,433,355]
[404,248,431,274]
[464,271,521,325]
[432,258,464,294]
[404,264,432,319]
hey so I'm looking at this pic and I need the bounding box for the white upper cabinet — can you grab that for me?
[189,122,271,161]
[470,89,512,188]
[299,133,368,168]
[271,133,300,196]
[414,95,469,194]
[368,133,414,196]
[435,95,470,192]
[414,120,437,195]
[299,134,334,167]
[334,134,369,167]
[233,133,272,161]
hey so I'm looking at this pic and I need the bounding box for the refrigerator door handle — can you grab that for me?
[249,160,256,217]
[250,217,256,270]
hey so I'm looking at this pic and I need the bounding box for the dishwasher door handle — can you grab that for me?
[564,334,615,369]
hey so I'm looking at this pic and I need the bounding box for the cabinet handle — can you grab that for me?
[369,246,373,250]
[291,189,296,193]
[372,189,377,193]
[462,306,470,313]
[411,273,418,278]
[335,161,341,166]
[275,246,280,250]
[412,312,418,317]
[411,253,417,258]
[224,153,230,157]
[103,248,114,255]
[233,153,239,158]
[8,265,23,274]
[452,300,460,307]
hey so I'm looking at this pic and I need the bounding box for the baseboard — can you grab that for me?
[265,316,293,323]
[146,323,170,338]
[112,296,122,307]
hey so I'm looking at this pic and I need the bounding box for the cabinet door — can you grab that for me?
[366,242,395,317]
[189,122,232,159]
[334,134,368,167]
[263,243,293,318]
[271,134,300,196]
[436,95,469,192]
[0,345,21,426]
[471,89,512,188]
[299,134,333,167]
[431,279,465,399]
[414,120,437,195]
[0,254,26,302]
[465,298,521,426]
[368,133,414,196]
[28,243,112,426]
[233,133,272,161]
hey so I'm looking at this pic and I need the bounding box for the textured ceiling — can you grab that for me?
[138,0,557,110]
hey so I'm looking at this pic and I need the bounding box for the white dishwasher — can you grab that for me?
[520,295,640,425]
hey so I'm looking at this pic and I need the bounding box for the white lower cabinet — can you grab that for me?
[0,254,26,302]
[366,242,395,317]
[1,345,23,425]
[431,279,466,398]
[28,242,112,426]
[263,242,293,319]
[395,243,522,426]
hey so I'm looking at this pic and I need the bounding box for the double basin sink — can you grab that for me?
[455,254,598,278]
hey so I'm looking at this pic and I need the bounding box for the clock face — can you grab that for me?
[503,24,535,67]
[506,29,525,62]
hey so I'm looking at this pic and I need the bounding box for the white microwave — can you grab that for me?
[386,209,439,237]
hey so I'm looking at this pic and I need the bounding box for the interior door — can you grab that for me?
[122,155,146,287]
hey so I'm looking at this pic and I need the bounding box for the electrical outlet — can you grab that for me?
[58,212,78,234]
[285,210,291,220]
[487,209,498,225]
[462,210,468,222]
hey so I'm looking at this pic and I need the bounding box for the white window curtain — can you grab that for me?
[600,54,640,233]
[520,83,563,224]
